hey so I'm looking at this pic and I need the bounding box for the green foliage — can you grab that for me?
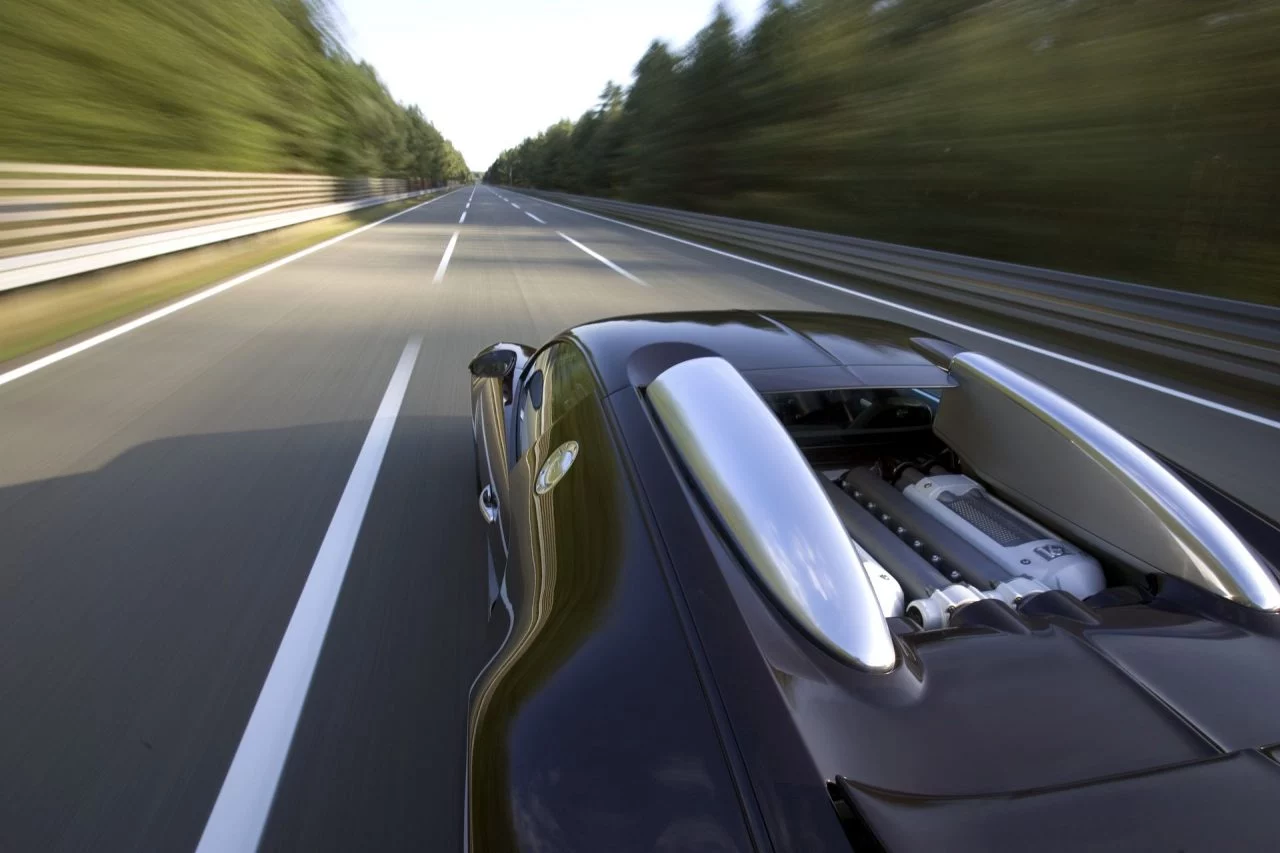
[486,0,1280,302]
[0,0,469,181]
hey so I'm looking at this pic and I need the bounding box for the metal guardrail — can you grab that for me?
[519,189,1280,387]
[0,163,437,291]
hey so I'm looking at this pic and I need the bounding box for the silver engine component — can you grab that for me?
[853,541,906,618]
[907,584,983,630]
[905,579,1048,629]
[982,576,1050,607]
[903,474,1105,600]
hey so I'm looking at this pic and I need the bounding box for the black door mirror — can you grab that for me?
[469,349,517,380]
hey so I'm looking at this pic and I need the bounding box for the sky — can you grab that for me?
[334,0,763,173]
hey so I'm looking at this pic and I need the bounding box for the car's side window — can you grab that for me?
[514,341,595,459]
[547,343,594,425]
[516,347,553,459]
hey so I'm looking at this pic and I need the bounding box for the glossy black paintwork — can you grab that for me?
[571,311,953,395]
[471,342,534,610]
[836,749,1280,853]
[468,311,1280,853]
[467,340,756,852]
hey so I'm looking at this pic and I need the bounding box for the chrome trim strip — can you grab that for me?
[648,356,897,671]
[950,352,1280,610]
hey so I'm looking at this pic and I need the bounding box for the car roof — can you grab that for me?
[566,310,956,394]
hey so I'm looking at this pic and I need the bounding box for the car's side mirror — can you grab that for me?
[470,348,520,404]
[469,349,517,380]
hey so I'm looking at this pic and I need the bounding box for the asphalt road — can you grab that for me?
[1,185,1277,852]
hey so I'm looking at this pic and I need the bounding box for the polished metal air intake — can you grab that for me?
[937,352,1280,611]
[648,356,897,670]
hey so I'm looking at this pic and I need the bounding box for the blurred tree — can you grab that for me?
[676,5,746,202]
[616,41,682,202]
[485,0,1280,302]
[0,0,469,181]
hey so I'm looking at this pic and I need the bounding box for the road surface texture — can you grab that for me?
[2,185,1278,851]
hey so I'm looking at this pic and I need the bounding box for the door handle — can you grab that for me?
[478,484,499,524]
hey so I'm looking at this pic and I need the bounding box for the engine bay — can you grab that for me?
[640,343,1280,834]
[763,385,1166,630]
[826,458,1110,628]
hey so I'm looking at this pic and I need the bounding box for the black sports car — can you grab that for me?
[465,310,1280,853]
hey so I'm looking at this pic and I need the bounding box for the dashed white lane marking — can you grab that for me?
[459,211,467,224]
[520,192,1280,431]
[525,211,546,225]
[511,203,520,210]
[0,191,459,390]
[194,336,422,853]
[557,231,648,287]
[434,231,459,283]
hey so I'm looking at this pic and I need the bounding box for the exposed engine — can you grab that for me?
[833,458,1107,629]
[767,352,1280,637]
[900,472,1105,599]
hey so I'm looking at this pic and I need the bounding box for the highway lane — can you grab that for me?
[0,183,1277,851]
[0,189,481,852]
[498,187,1280,521]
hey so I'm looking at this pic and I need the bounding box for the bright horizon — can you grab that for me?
[334,0,762,172]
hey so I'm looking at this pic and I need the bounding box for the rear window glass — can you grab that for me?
[764,388,938,445]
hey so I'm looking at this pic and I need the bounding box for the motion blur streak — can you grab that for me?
[195,336,422,853]
[556,228,649,286]
[434,231,460,283]
[516,190,1280,432]
[0,193,448,389]
[0,0,470,180]
[0,167,1276,853]
[1,0,1278,851]
[488,1,1280,305]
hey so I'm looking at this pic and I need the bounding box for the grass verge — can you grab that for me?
[0,193,441,366]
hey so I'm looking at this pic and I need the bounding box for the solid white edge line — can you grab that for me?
[459,211,467,224]
[194,336,422,853]
[518,192,1280,431]
[434,231,459,283]
[525,211,545,225]
[0,189,460,390]
[557,231,648,287]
